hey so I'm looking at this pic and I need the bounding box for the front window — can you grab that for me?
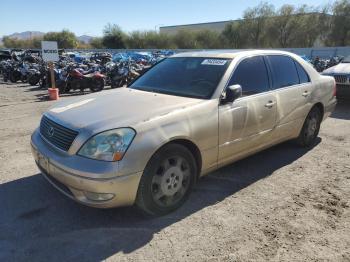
[228,56,269,96]
[130,57,231,99]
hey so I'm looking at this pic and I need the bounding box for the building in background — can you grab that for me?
[160,20,233,35]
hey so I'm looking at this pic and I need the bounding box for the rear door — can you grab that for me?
[218,56,277,165]
[266,55,313,140]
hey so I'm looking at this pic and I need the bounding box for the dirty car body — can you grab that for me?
[31,50,336,215]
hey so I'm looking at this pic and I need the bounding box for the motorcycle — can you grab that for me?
[109,60,142,88]
[60,65,105,93]
[27,63,42,86]
[8,62,31,83]
[0,60,12,82]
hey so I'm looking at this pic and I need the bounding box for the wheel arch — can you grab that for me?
[312,102,324,119]
[152,138,203,181]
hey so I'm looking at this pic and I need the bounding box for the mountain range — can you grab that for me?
[0,31,94,45]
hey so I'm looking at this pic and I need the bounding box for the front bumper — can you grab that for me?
[31,130,142,208]
[336,84,350,99]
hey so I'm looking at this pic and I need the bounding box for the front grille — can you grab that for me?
[334,75,349,84]
[336,84,350,92]
[40,115,78,151]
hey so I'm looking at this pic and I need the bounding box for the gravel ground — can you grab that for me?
[0,82,349,262]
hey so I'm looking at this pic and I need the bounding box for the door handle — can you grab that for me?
[264,101,275,108]
[302,91,310,97]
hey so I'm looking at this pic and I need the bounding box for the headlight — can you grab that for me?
[78,128,136,161]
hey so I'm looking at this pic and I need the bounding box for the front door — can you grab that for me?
[218,56,277,166]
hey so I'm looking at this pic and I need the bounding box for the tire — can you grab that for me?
[110,81,118,89]
[56,80,67,94]
[297,106,322,147]
[3,73,8,82]
[28,74,40,86]
[90,78,104,92]
[136,144,197,216]
[21,75,28,83]
[39,78,47,89]
[9,71,20,83]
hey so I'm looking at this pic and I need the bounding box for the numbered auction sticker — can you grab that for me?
[201,59,227,66]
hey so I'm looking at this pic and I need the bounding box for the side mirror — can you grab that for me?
[222,84,242,103]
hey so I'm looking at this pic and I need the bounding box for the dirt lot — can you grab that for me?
[0,82,349,262]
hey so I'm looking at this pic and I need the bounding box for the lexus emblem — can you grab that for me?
[47,126,55,137]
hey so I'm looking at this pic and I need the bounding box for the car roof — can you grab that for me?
[171,49,296,59]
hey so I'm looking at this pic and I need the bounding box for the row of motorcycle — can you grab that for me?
[311,56,343,72]
[0,54,154,93]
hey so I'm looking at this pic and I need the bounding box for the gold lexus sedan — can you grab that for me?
[31,50,337,215]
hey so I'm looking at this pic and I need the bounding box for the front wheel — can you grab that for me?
[9,71,20,83]
[136,144,197,216]
[297,107,322,147]
[21,74,28,83]
[90,78,104,92]
[110,80,118,89]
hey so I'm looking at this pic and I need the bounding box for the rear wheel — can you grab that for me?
[136,144,197,216]
[297,106,322,147]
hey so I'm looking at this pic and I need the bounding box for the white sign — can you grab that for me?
[41,41,59,62]
[201,59,227,66]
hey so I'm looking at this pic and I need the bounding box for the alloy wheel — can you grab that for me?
[151,156,191,207]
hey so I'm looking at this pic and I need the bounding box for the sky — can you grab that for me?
[0,0,334,37]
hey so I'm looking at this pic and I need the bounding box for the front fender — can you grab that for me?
[117,99,219,176]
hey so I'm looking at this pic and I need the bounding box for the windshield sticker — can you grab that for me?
[201,59,227,66]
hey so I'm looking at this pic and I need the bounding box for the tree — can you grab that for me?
[126,31,146,49]
[267,5,298,47]
[221,21,246,48]
[2,36,43,48]
[43,30,78,48]
[173,30,198,49]
[194,30,221,49]
[241,2,275,48]
[125,30,177,49]
[327,0,350,46]
[291,5,331,47]
[90,37,104,49]
[102,23,126,49]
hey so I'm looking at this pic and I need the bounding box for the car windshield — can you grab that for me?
[130,57,231,99]
[342,56,350,63]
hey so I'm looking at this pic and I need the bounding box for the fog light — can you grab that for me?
[84,191,115,201]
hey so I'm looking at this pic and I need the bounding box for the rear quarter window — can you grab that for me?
[294,61,310,83]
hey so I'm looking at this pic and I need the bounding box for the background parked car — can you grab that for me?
[322,55,350,99]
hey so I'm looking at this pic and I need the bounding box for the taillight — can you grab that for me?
[333,80,337,97]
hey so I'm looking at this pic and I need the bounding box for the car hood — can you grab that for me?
[323,63,350,75]
[45,88,203,132]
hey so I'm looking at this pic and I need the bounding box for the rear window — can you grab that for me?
[268,55,299,89]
